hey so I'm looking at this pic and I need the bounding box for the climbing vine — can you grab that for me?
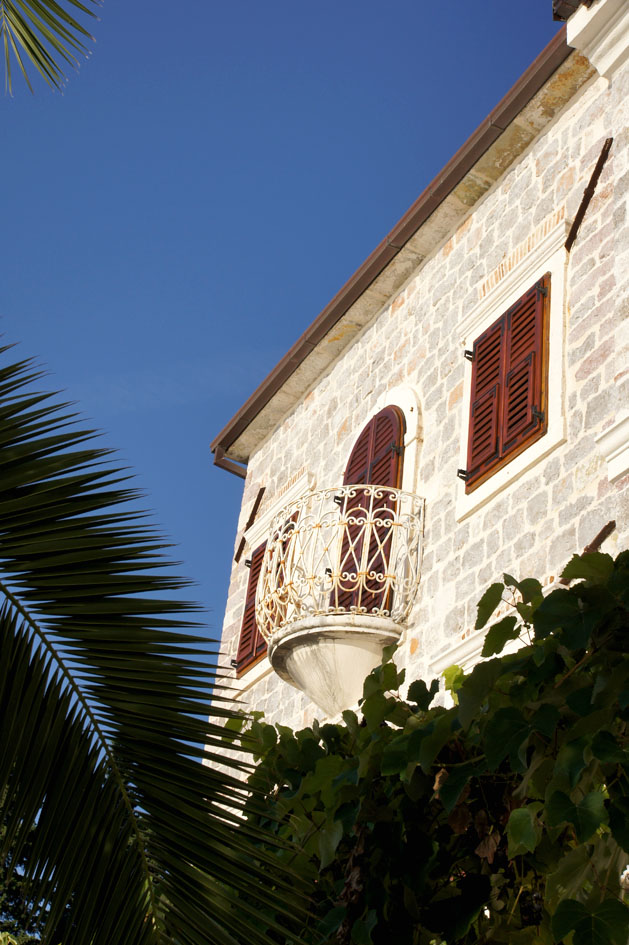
[233,550,629,945]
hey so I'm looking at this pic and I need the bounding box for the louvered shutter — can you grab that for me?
[368,408,404,487]
[502,275,547,453]
[336,407,404,612]
[236,542,266,674]
[465,274,549,491]
[467,319,504,485]
[343,406,404,488]
[343,423,371,485]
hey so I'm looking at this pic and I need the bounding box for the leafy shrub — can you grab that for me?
[238,550,629,945]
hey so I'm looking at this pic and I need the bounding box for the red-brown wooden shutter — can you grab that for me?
[336,407,405,612]
[343,423,371,485]
[467,319,504,484]
[343,406,404,487]
[502,275,547,453]
[465,274,549,491]
[236,542,267,674]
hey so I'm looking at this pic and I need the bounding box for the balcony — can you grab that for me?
[256,484,424,716]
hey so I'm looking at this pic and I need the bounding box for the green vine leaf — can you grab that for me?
[554,737,589,789]
[533,589,582,640]
[591,731,626,765]
[318,819,343,870]
[381,734,410,777]
[443,663,464,693]
[351,910,377,945]
[457,659,504,730]
[545,844,592,910]
[551,898,629,945]
[475,582,504,630]
[561,552,615,585]
[407,678,439,710]
[438,760,482,814]
[507,806,541,857]
[419,712,454,774]
[482,615,519,657]
[531,704,560,739]
[546,790,608,843]
[608,797,629,853]
[484,707,531,771]
[504,574,544,605]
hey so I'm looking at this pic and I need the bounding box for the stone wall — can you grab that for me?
[217,56,629,730]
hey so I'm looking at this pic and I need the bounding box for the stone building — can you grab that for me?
[211,0,629,726]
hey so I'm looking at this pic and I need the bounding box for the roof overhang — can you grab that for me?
[211,26,595,474]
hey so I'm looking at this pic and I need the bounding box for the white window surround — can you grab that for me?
[244,469,316,552]
[371,385,423,496]
[230,469,316,693]
[455,216,571,522]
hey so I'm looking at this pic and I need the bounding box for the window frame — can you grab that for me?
[232,470,316,686]
[464,273,550,492]
[456,215,569,521]
[235,541,268,677]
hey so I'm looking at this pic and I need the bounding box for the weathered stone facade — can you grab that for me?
[214,7,629,730]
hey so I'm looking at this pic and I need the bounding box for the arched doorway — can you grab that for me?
[335,406,405,613]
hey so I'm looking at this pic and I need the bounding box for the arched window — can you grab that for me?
[335,406,405,613]
[343,405,405,487]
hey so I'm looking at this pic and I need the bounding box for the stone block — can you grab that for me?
[526,491,549,526]
[549,525,578,571]
[502,509,525,548]
[585,388,614,431]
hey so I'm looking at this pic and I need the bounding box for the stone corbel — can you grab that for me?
[567,0,629,80]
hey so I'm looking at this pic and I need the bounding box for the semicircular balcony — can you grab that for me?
[255,484,425,716]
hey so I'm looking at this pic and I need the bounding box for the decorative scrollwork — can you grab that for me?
[255,485,425,640]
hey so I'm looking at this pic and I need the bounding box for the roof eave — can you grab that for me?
[212,25,594,471]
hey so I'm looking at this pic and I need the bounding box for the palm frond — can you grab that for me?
[0,349,309,945]
[0,0,99,93]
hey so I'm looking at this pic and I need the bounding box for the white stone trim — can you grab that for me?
[429,628,488,678]
[595,411,629,482]
[428,626,529,679]
[244,469,316,551]
[567,0,629,81]
[455,216,570,522]
[229,659,274,699]
[459,211,569,337]
[373,385,423,495]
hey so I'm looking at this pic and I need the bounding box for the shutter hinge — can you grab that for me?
[464,349,474,362]
[333,494,343,506]
[457,469,469,482]
[244,558,252,569]
[536,283,548,298]
[390,441,403,455]
[325,567,333,576]
[230,659,238,668]
[532,407,545,423]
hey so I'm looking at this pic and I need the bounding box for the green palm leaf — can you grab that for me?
[0,346,308,945]
[0,0,98,92]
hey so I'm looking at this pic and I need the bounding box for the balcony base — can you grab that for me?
[268,614,402,718]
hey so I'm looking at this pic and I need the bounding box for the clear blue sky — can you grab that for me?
[1,0,561,642]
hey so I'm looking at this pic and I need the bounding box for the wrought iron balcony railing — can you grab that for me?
[256,485,425,640]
